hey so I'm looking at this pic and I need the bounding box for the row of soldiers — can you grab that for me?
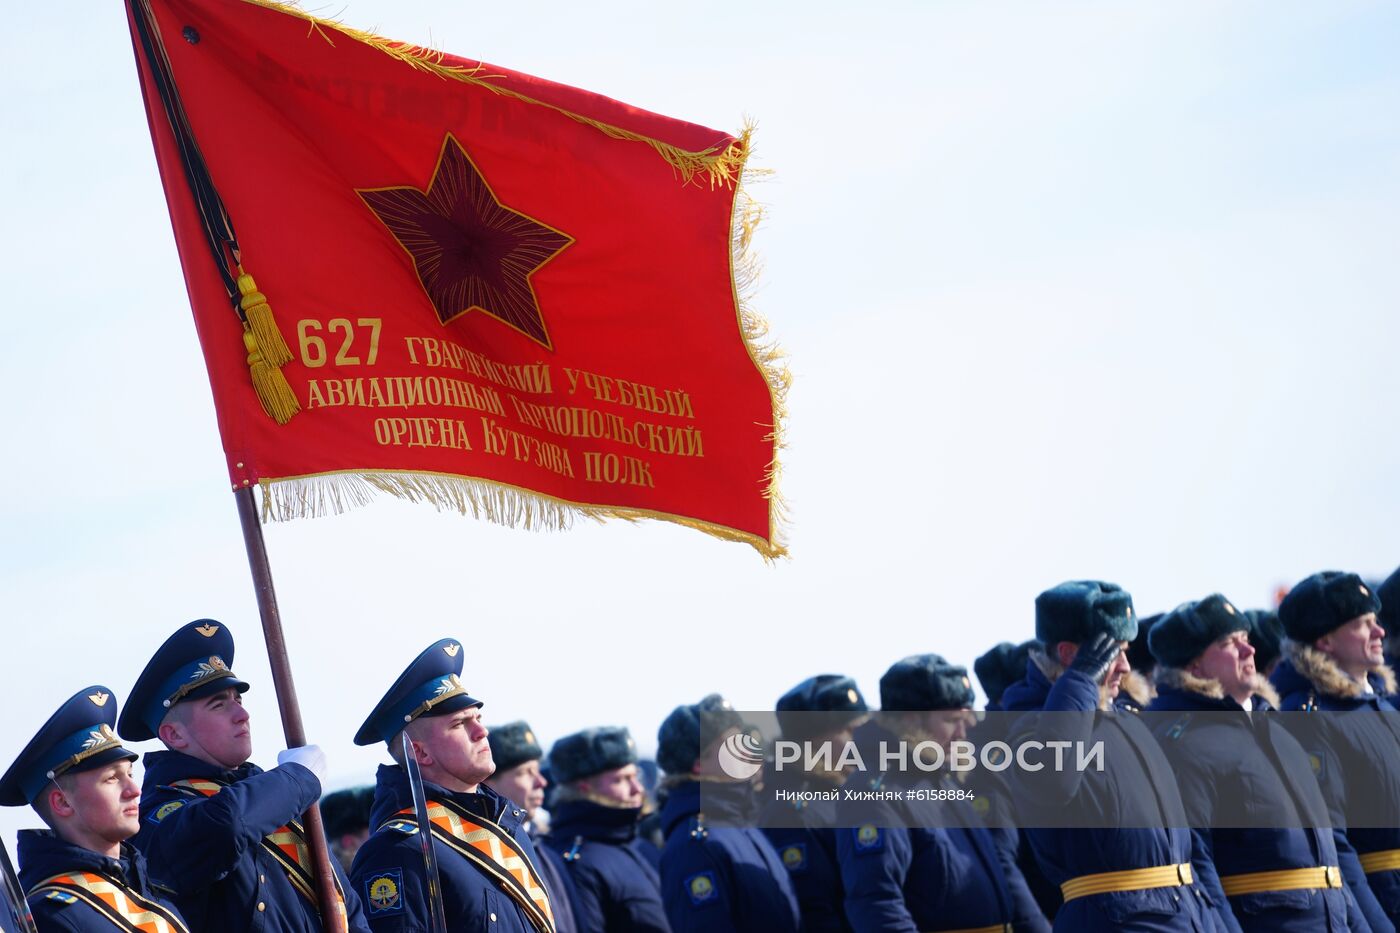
[0,566,1396,932]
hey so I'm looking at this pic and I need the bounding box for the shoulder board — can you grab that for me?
[1303,693,1318,712]
[686,815,709,841]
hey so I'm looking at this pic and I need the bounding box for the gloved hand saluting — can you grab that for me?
[1068,632,1122,685]
[277,744,328,788]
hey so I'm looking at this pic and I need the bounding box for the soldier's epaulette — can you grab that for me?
[1303,693,1318,712]
[1164,714,1192,740]
[687,813,709,841]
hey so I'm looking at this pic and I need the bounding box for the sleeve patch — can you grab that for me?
[148,800,185,824]
[685,871,719,907]
[44,890,79,905]
[780,843,807,873]
[383,819,419,835]
[853,824,883,854]
[364,870,404,916]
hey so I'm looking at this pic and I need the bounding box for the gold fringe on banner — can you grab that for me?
[237,0,746,188]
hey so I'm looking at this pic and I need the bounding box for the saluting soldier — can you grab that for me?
[999,581,1228,932]
[349,639,556,932]
[836,655,1048,933]
[119,619,368,933]
[656,694,800,933]
[541,727,669,932]
[0,686,189,932]
[483,722,581,933]
[1271,571,1400,930]
[1146,594,1361,932]
[760,674,868,933]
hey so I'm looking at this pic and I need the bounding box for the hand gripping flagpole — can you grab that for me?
[236,488,347,933]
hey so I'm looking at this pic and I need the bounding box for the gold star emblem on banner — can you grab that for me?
[359,134,573,350]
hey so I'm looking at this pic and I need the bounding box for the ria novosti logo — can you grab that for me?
[717,732,764,780]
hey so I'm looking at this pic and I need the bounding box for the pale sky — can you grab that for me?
[1,0,1397,851]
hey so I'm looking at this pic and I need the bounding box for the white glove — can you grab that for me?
[278,744,328,788]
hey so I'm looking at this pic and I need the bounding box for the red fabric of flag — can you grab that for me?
[127,0,787,556]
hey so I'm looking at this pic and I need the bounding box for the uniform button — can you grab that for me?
[259,874,266,884]
[513,809,520,816]
[257,902,266,912]
[489,912,497,922]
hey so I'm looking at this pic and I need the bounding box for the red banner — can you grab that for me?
[127,0,787,557]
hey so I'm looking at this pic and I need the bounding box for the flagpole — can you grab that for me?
[236,487,346,933]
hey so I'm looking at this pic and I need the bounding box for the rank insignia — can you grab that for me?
[854,824,882,853]
[781,843,806,872]
[686,871,717,906]
[149,800,185,824]
[45,891,78,904]
[366,870,403,915]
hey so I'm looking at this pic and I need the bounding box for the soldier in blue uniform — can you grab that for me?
[322,786,376,872]
[1270,571,1400,931]
[1118,612,1162,712]
[540,727,668,932]
[835,655,1048,933]
[484,721,581,933]
[0,686,189,932]
[999,580,1228,932]
[119,619,369,933]
[1146,593,1365,932]
[760,674,868,933]
[1379,567,1400,683]
[975,643,1034,712]
[656,694,800,933]
[349,639,557,932]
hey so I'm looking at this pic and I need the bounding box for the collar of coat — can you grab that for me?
[1283,639,1398,699]
[1154,665,1280,709]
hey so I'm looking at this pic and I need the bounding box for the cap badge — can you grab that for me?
[847,688,858,703]
[443,643,461,658]
[433,674,463,698]
[192,657,229,679]
[524,730,536,745]
[1224,603,1236,615]
[88,691,110,707]
[1360,584,1371,597]
[195,623,220,638]
[962,676,971,689]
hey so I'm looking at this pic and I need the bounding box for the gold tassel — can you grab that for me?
[238,270,293,367]
[244,328,300,424]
